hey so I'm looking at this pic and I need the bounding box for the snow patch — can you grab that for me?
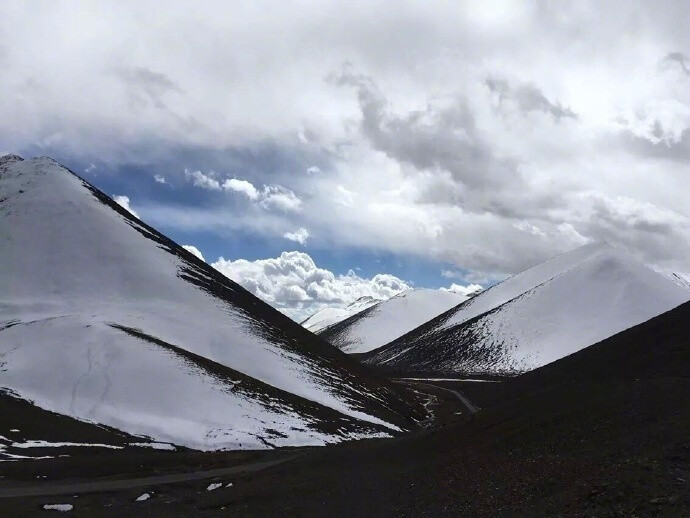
[42,504,73,512]
[129,442,176,451]
[12,441,123,449]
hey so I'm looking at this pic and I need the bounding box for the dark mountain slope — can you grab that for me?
[216,300,690,516]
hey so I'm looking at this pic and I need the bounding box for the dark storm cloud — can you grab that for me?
[332,67,562,220]
[332,68,516,188]
[485,77,577,121]
[575,193,690,266]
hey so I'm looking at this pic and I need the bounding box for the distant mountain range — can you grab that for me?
[300,296,381,334]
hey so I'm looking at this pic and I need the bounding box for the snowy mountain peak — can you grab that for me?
[301,296,383,334]
[348,295,381,309]
[0,153,24,168]
[319,288,469,354]
[0,157,423,450]
[435,242,638,331]
[362,243,690,375]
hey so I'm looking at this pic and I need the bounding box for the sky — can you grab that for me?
[2,1,690,320]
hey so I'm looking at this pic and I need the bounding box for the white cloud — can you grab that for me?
[440,283,484,298]
[335,185,356,207]
[185,172,302,212]
[222,178,259,200]
[283,227,310,245]
[84,163,97,174]
[307,166,321,175]
[211,251,410,321]
[259,185,302,212]
[184,169,221,190]
[154,174,167,184]
[112,195,139,218]
[182,245,205,261]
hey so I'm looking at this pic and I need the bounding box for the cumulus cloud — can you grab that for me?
[154,174,167,184]
[185,170,303,212]
[259,185,302,212]
[184,169,220,190]
[182,245,205,261]
[112,195,138,218]
[283,227,309,245]
[223,178,259,200]
[211,251,411,321]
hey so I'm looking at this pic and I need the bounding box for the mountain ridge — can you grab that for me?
[362,242,689,375]
[0,156,424,450]
[319,288,469,354]
[300,295,382,334]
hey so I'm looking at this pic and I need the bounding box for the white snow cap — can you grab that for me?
[301,296,382,334]
[324,289,468,354]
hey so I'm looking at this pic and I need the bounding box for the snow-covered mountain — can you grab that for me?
[319,289,469,354]
[301,296,381,334]
[0,155,423,451]
[362,243,690,375]
[662,271,690,290]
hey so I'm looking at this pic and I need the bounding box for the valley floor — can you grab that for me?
[1,375,688,517]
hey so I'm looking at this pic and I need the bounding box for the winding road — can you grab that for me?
[0,455,299,499]
[394,380,481,414]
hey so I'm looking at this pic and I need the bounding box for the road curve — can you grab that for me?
[0,455,299,499]
[395,380,480,414]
